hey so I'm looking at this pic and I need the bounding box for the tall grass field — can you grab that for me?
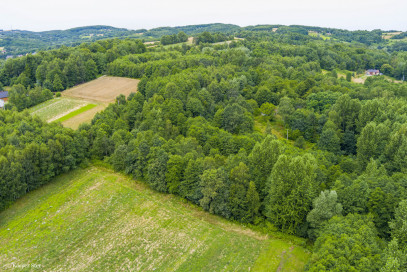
[0,167,309,271]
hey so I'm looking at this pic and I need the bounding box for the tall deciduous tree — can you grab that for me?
[278,96,294,125]
[228,162,250,221]
[381,239,406,272]
[390,200,407,251]
[307,214,383,271]
[357,122,390,171]
[180,159,203,204]
[266,154,318,234]
[200,168,229,217]
[307,190,342,239]
[147,148,169,192]
[53,74,64,92]
[248,136,284,199]
[166,155,186,194]
[318,124,341,154]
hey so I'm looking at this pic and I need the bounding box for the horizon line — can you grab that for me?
[0,23,404,33]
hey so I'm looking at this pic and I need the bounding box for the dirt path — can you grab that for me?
[277,246,295,271]
[352,77,366,84]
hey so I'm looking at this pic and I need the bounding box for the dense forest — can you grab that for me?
[1,25,407,271]
[0,111,88,210]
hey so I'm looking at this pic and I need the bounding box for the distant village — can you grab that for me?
[0,29,36,59]
[0,48,37,60]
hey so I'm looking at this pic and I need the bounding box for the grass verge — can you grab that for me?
[54,103,97,123]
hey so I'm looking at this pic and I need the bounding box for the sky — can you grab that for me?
[2,0,407,32]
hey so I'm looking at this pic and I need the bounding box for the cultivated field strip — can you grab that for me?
[29,97,86,122]
[62,76,140,103]
[29,76,140,129]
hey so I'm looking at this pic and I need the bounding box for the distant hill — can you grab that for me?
[0,25,140,57]
[1,23,405,59]
[0,24,241,58]
[143,23,241,37]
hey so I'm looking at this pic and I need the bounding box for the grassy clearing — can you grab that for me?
[254,116,287,140]
[54,103,97,123]
[321,69,405,84]
[162,37,194,49]
[382,32,402,40]
[308,31,332,40]
[28,97,87,122]
[253,240,309,271]
[386,38,407,45]
[322,69,366,83]
[0,166,309,271]
[254,116,315,150]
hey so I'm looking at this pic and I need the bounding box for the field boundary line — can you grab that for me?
[47,103,87,123]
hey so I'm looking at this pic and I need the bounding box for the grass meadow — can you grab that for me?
[0,166,309,271]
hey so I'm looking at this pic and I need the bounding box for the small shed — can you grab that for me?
[366,69,381,76]
[0,91,9,101]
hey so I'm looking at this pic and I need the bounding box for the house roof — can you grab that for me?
[366,69,380,73]
[0,91,9,99]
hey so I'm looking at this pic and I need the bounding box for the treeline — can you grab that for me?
[276,25,383,45]
[160,31,188,45]
[193,32,234,45]
[391,32,407,39]
[0,110,88,210]
[0,39,146,89]
[143,23,240,38]
[8,84,53,110]
[387,41,407,54]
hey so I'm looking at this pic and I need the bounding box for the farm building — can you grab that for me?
[0,91,9,101]
[0,99,4,109]
[366,69,382,76]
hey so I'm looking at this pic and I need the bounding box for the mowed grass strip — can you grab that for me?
[0,167,309,271]
[54,103,97,123]
[61,104,107,130]
[29,97,87,122]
